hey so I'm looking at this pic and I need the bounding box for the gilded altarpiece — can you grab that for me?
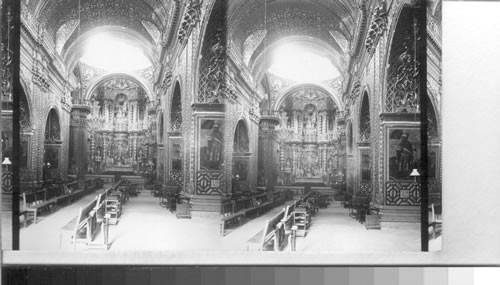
[275,87,341,185]
[86,79,152,175]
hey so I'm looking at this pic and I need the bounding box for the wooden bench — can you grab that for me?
[219,191,291,237]
[85,174,115,184]
[20,190,56,225]
[311,186,335,202]
[220,210,245,236]
[260,209,287,251]
[428,192,442,239]
[72,198,100,249]
[274,185,305,198]
[121,176,145,192]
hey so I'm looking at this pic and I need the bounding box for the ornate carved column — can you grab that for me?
[259,115,280,190]
[69,104,91,179]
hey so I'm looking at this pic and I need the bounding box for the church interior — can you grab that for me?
[1,0,442,252]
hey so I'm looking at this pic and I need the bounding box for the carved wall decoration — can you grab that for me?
[385,181,420,206]
[349,79,361,105]
[198,0,228,103]
[359,182,372,197]
[196,171,224,195]
[161,68,173,90]
[385,7,420,113]
[169,170,183,186]
[177,0,202,44]
[365,2,388,54]
[199,28,227,103]
[1,39,13,103]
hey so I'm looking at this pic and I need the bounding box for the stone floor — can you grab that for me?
[18,188,438,252]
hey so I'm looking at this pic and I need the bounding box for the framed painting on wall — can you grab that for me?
[360,149,371,182]
[199,119,224,171]
[387,128,421,181]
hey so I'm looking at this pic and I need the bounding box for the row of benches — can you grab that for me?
[20,178,104,227]
[220,190,294,237]
[259,191,327,251]
[68,180,128,249]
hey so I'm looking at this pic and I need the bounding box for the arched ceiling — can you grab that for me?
[228,0,359,71]
[27,0,174,54]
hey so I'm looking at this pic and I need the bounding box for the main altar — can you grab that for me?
[274,87,344,186]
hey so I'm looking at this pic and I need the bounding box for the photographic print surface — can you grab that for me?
[3,0,442,258]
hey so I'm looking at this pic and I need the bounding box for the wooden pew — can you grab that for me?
[274,185,305,197]
[311,186,335,202]
[72,198,99,248]
[85,174,115,184]
[121,176,145,192]
[428,192,442,239]
[260,209,287,251]
[20,189,56,225]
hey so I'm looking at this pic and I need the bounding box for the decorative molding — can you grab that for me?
[365,2,388,54]
[196,170,224,195]
[385,181,420,206]
[349,79,361,105]
[169,170,183,186]
[60,93,72,113]
[199,28,227,103]
[31,67,50,92]
[161,68,173,90]
[177,0,202,45]
[386,39,420,113]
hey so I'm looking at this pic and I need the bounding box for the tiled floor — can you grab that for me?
[19,189,434,252]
